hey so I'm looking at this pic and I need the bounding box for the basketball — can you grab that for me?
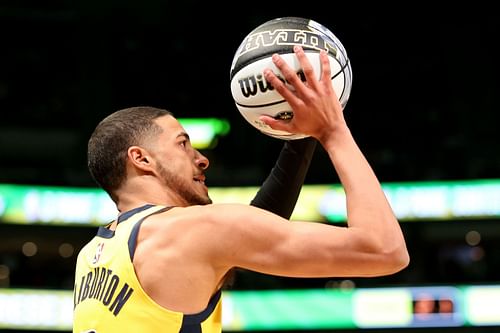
[229,17,353,140]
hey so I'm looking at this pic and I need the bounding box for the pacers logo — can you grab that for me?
[92,243,105,264]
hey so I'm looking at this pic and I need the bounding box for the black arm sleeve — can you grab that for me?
[250,136,317,219]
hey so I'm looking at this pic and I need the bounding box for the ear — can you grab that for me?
[127,146,155,173]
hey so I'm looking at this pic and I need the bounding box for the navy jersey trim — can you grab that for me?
[179,323,201,333]
[96,204,155,239]
[182,289,222,325]
[118,204,155,223]
[96,225,115,239]
[127,206,174,260]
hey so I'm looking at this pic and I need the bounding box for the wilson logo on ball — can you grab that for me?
[238,71,306,98]
[237,73,275,98]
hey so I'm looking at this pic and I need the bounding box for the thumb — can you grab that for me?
[259,115,295,133]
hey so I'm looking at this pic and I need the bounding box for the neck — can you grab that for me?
[114,181,184,213]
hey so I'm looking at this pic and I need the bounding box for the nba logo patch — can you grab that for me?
[92,242,105,264]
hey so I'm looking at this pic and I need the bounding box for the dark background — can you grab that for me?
[0,1,499,332]
[1,2,499,188]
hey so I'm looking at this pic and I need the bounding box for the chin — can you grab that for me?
[189,195,212,206]
[200,197,212,205]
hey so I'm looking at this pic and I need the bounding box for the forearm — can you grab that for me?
[321,126,406,255]
[250,137,317,219]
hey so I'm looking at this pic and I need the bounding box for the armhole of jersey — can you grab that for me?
[127,206,174,261]
[181,288,222,326]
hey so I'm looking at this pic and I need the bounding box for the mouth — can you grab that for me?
[193,175,206,185]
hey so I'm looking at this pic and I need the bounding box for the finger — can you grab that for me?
[319,50,333,93]
[293,45,320,91]
[270,51,306,92]
[259,115,296,133]
[263,67,299,106]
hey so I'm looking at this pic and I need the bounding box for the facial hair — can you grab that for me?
[157,162,212,206]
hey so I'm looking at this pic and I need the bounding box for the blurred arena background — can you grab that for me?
[0,1,499,332]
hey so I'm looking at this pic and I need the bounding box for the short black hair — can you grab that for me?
[87,106,173,201]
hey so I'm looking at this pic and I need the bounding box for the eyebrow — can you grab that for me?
[177,132,191,141]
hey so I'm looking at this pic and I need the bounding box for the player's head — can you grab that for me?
[87,106,172,201]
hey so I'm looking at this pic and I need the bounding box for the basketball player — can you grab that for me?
[73,45,409,333]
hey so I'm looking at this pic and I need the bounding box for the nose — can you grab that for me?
[195,150,209,170]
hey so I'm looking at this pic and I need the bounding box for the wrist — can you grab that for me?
[317,122,351,148]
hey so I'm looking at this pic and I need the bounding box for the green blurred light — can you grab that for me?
[1,285,499,331]
[178,118,230,149]
[2,179,500,226]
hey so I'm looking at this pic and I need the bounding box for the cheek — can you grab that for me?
[159,154,192,174]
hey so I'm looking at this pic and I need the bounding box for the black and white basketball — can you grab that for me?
[230,17,353,140]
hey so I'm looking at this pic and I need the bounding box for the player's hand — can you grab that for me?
[260,45,346,143]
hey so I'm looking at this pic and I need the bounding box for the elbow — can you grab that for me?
[359,240,409,277]
[347,229,410,277]
[381,244,410,275]
[392,246,410,273]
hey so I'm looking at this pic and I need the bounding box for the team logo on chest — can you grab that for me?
[92,242,105,264]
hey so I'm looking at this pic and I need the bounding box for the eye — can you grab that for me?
[177,133,191,149]
[179,139,192,150]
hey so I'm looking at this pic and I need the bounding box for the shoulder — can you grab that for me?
[161,203,267,222]
[172,203,284,229]
[138,203,257,235]
[134,203,277,264]
[140,203,286,243]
